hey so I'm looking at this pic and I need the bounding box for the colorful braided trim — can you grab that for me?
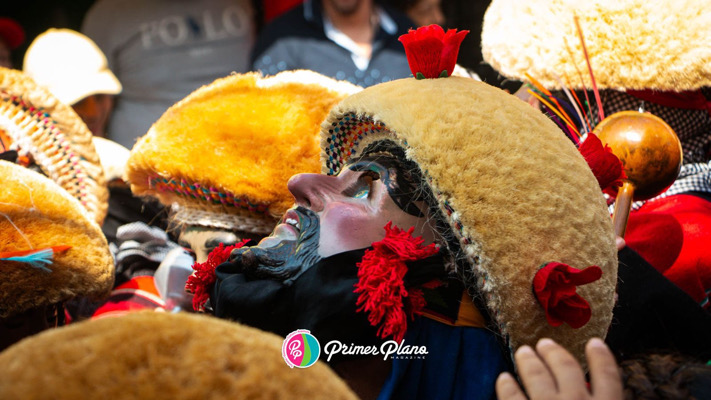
[149,176,269,215]
[324,112,390,175]
[0,93,92,210]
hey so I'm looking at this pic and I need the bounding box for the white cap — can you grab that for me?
[92,136,130,182]
[23,28,121,105]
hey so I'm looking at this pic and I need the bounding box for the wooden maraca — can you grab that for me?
[594,110,683,237]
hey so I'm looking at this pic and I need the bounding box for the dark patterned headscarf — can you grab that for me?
[591,89,711,165]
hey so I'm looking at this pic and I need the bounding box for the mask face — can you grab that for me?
[235,141,437,283]
[178,226,240,264]
[285,157,435,259]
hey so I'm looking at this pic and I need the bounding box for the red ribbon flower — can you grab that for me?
[185,240,249,312]
[578,133,627,196]
[533,262,603,329]
[398,24,469,79]
[354,222,439,343]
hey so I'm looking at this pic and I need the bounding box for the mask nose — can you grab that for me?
[287,173,339,213]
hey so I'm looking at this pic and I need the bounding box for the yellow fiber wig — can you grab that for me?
[321,76,617,364]
[481,0,711,91]
[0,312,358,400]
[0,67,108,224]
[0,161,113,318]
[126,70,360,235]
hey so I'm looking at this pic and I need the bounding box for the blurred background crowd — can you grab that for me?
[4,0,515,149]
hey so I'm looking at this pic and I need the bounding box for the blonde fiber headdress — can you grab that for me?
[0,160,113,318]
[126,70,360,235]
[481,0,711,91]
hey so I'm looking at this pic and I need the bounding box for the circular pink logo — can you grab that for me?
[282,329,321,368]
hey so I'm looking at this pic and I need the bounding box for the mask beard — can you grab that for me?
[227,206,321,283]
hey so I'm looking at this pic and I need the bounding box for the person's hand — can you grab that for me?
[616,236,626,251]
[496,338,623,400]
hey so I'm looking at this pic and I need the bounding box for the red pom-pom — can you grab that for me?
[398,24,469,79]
[354,222,439,343]
[185,240,249,312]
[533,262,603,329]
[579,133,627,196]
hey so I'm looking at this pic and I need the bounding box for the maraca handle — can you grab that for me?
[612,182,634,238]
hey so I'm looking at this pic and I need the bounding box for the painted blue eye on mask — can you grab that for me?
[340,162,382,200]
[353,186,369,199]
[344,141,427,218]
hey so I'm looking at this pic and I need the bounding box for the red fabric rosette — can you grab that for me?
[533,262,603,329]
[578,133,627,196]
[398,24,469,79]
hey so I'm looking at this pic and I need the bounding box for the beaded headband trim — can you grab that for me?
[324,113,391,175]
[149,175,270,215]
[0,92,103,222]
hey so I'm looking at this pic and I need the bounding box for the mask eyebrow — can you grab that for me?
[340,170,380,197]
